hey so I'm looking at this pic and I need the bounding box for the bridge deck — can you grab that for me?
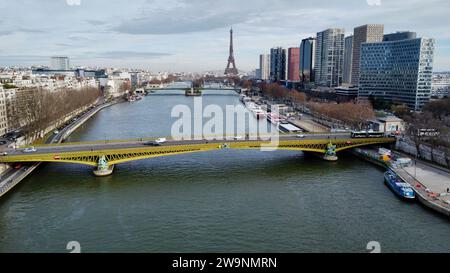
[0,137,395,166]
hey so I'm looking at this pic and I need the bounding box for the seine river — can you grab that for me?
[0,89,449,252]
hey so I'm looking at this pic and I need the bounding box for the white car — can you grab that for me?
[23,147,37,153]
[296,134,305,138]
[233,136,243,140]
[155,138,167,144]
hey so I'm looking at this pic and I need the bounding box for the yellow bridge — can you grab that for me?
[0,136,395,175]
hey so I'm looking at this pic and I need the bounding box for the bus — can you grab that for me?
[351,131,385,138]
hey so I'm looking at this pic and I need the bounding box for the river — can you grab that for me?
[0,89,449,252]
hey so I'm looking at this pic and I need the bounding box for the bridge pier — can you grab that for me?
[93,156,114,176]
[323,155,338,161]
[323,142,338,161]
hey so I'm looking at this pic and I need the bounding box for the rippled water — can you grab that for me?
[0,90,449,252]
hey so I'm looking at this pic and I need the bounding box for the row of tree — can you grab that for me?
[9,87,101,140]
[393,99,450,163]
[258,82,374,130]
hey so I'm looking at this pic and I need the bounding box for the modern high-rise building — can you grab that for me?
[343,35,353,84]
[50,56,70,70]
[259,54,271,80]
[351,24,384,86]
[270,47,287,82]
[383,31,416,42]
[287,47,300,82]
[314,28,345,87]
[358,37,435,111]
[255,69,262,79]
[299,37,316,84]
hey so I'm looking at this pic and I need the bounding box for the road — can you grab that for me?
[0,100,117,197]
[2,133,353,157]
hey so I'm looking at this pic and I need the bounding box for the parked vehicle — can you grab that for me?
[296,134,305,138]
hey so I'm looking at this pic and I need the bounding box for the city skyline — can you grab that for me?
[0,0,449,72]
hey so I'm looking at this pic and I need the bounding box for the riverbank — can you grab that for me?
[353,147,450,217]
[0,99,121,199]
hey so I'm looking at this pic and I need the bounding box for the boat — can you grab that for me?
[384,170,415,199]
[252,108,266,119]
[266,113,286,125]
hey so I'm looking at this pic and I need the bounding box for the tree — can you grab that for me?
[422,98,450,122]
[391,104,410,119]
[8,86,101,141]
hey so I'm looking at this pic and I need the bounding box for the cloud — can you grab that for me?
[0,31,13,36]
[114,15,246,35]
[86,20,107,26]
[56,43,72,47]
[18,28,46,33]
[0,0,449,71]
[113,0,255,34]
[0,55,49,65]
[93,51,172,59]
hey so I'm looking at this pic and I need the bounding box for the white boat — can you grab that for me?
[267,113,286,125]
[252,109,266,119]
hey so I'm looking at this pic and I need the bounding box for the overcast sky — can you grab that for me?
[0,0,449,72]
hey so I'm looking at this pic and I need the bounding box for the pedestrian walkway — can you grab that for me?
[398,162,450,206]
[290,118,329,133]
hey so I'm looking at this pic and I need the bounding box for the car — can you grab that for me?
[233,136,243,140]
[296,134,305,138]
[144,141,161,146]
[0,140,7,145]
[155,138,167,143]
[2,152,8,156]
[13,163,22,169]
[23,147,37,153]
[53,130,60,134]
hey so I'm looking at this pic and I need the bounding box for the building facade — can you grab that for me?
[358,37,435,111]
[287,47,300,82]
[299,37,316,84]
[50,56,70,70]
[343,35,353,84]
[351,24,384,86]
[270,47,287,82]
[383,31,416,42]
[259,54,271,80]
[0,86,8,136]
[432,72,450,98]
[314,28,345,87]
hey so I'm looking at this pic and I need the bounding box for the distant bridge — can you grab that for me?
[0,134,395,176]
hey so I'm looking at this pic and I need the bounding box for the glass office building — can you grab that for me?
[299,37,316,84]
[270,47,287,82]
[358,37,435,111]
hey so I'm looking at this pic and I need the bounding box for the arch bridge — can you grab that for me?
[0,136,395,176]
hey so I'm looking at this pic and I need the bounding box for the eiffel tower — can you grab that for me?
[224,27,238,75]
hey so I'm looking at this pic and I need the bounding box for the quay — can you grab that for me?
[353,147,450,217]
[0,100,119,198]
